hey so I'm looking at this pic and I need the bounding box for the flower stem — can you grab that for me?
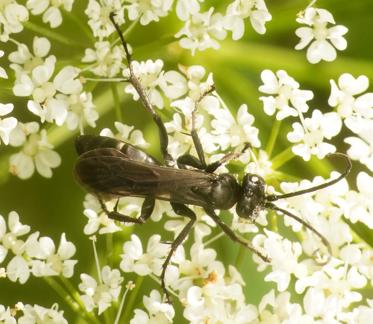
[59,277,82,304]
[44,277,98,324]
[24,22,84,47]
[265,119,282,158]
[271,147,295,170]
[111,83,123,122]
[114,284,131,324]
[204,232,225,246]
[91,237,102,283]
[234,245,247,270]
[122,276,144,323]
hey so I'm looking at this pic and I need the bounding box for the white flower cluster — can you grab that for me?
[0,302,67,323]
[26,0,74,28]
[0,0,74,41]
[176,0,272,55]
[1,0,371,323]
[243,172,373,323]
[83,0,271,56]
[295,7,348,64]
[79,265,123,315]
[0,211,77,284]
[1,35,98,179]
[329,73,373,172]
[259,69,341,161]
[0,1,29,42]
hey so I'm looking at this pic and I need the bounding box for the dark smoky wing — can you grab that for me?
[75,154,159,196]
[75,149,215,200]
[75,135,125,155]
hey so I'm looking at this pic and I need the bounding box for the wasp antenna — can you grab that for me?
[266,152,351,201]
[265,202,332,264]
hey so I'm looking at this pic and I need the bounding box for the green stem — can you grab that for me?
[44,277,98,324]
[106,233,114,267]
[111,83,123,122]
[24,22,84,47]
[114,285,130,324]
[271,147,295,170]
[91,237,102,283]
[59,277,84,307]
[265,119,281,158]
[122,276,144,323]
[123,19,140,38]
[234,245,247,270]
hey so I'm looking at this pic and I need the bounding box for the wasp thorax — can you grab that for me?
[211,173,241,210]
[236,174,266,220]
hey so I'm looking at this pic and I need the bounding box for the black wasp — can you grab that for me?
[75,13,352,303]
[75,134,351,302]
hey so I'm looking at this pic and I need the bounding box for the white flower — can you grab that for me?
[124,59,166,109]
[9,36,51,76]
[158,70,188,100]
[243,149,272,178]
[257,290,304,323]
[0,50,8,78]
[253,230,307,291]
[18,304,67,324]
[125,0,173,25]
[175,0,201,21]
[26,0,74,28]
[210,104,261,150]
[85,0,125,38]
[82,41,124,77]
[0,2,29,42]
[26,233,77,277]
[184,269,257,323]
[6,255,30,283]
[336,172,373,229]
[83,208,121,235]
[9,127,61,179]
[175,8,227,55]
[0,103,17,145]
[224,0,272,40]
[259,69,313,120]
[295,7,348,64]
[173,243,221,290]
[287,109,342,161]
[178,64,214,101]
[13,58,83,127]
[164,207,214,243]
[298,260,366,321]
[130,290,175,324]
[120,234,169,276]
[0,211,31,260]
[0,304,16,323]
[79,266,123,315]
[100,121,150,149]
[64,92,98,133]
[328,73,373,133]
[344,124,373,172]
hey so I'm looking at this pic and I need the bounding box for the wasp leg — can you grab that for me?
[205,143,252,173]
[99,196,155,224]
[109,13,172,165]
[177,154,204,169]
[205,208,271,263]
[161,203,196,303]
[178,143,251,173]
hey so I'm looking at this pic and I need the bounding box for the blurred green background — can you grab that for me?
[1,0,373,322]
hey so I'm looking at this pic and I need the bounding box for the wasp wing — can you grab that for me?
[75,148,215,206]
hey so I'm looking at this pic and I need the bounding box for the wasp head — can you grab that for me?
[236,174,266,220]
